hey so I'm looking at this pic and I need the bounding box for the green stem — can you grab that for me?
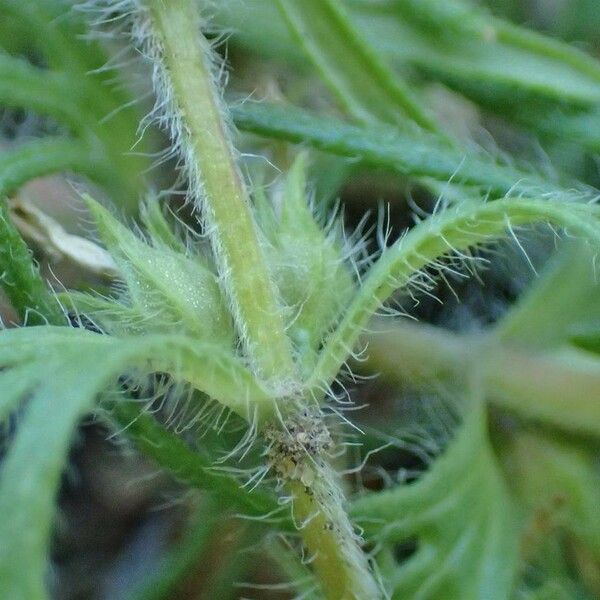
[144,0,294,382]
[142,3,380,596]
[287,467,381,599]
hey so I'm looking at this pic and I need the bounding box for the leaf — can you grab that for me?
[362,0,600,151]
[231,102,562,198]
[506,431,600,560]
[385,0,600,105]
[0,0,107,71]
[504,431,600,599]
[351,398,519,599]
[107,401,279,519]
[8,198,119,279]
[362,317,600,437]
[0,325,274,599]
[275,0,437,131]
[309,197,600,392]
[86,197,235,345]
[255,154,355,372]
[0,329,151,600]
[139,198,187,253]
[0,138,96,197]
[0,200,65,325]
[216,0,600,148]
[0,0,149,208]
[0,52,89,132]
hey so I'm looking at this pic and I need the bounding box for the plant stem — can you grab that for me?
[144,0,294,381]
[142,4,380,597]
[288,468,381,599]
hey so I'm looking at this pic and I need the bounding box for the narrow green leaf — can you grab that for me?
[231,102,562,198]
[0,1,150,209]
[0,53,90,133]
[0,325,278,599]
[86,197,235,345]
[385,0,600,105]
[361,318,600,438]
[506,431,600,562]
[0,0,105,72]
[140,199,187,253]
[0,364,41,419]
[0,334,148,600]
[214,0,600,105]
[309,198,600,392]
[494,240,600,348]
[216,0,600,147]
[0,138,98,197]
[127,498,222,600]
[107,401,280,520]
[275,0,437,131]
[256,154,355,373]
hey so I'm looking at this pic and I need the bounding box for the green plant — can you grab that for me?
[1,0,600,599]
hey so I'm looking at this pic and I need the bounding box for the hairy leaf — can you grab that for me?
[0,325,273,598]
[0,201,63,325]
[255,154,355,373]
[231,102,564,198]
[86,197,234,345]
[310,197,600,391]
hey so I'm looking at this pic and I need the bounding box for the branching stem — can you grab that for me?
[141,3,381,598]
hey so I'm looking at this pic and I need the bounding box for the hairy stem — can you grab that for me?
[144,0,294,381]
[141,4,378,597]
[288,468,381,599]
